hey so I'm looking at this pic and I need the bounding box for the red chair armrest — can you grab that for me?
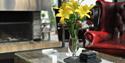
[84,31,110,44]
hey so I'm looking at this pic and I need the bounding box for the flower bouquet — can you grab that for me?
[56,0,94,60]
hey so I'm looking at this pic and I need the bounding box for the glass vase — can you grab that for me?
[64,30,79,63]
[68,30,79,56]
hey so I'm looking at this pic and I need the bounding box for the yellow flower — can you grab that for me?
[60,0,78,12]
[56,8,73,24]
[60,17,65,24]
[60,2,67,9]
[69,0,75,2]
[75,5,94,19]
[67,0,79,12]
[56,0,94,24]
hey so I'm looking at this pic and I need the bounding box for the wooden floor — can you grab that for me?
[0,40,62,53]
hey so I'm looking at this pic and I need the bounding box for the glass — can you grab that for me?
[69,34,79,56]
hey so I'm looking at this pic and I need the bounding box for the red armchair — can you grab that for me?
[84,0,125,57]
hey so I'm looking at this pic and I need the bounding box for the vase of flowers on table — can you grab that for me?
[56,0,94,61]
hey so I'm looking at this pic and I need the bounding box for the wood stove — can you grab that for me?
[0,11,41,42]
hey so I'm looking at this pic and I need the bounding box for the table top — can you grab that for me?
[15,47,124,63]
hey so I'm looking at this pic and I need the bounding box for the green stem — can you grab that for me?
[66,13,79,56]
[68,22,79,56]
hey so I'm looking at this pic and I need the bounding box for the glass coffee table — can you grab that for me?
[15,47,123,63]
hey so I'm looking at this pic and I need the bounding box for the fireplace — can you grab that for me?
[0,11,41,42]
[0,0,50,42]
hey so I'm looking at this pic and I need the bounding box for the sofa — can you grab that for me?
[84,0,125,57]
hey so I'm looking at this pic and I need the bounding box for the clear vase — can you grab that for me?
[69,38,79,56]
[64,33,79,63]
[68,30,79,56]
